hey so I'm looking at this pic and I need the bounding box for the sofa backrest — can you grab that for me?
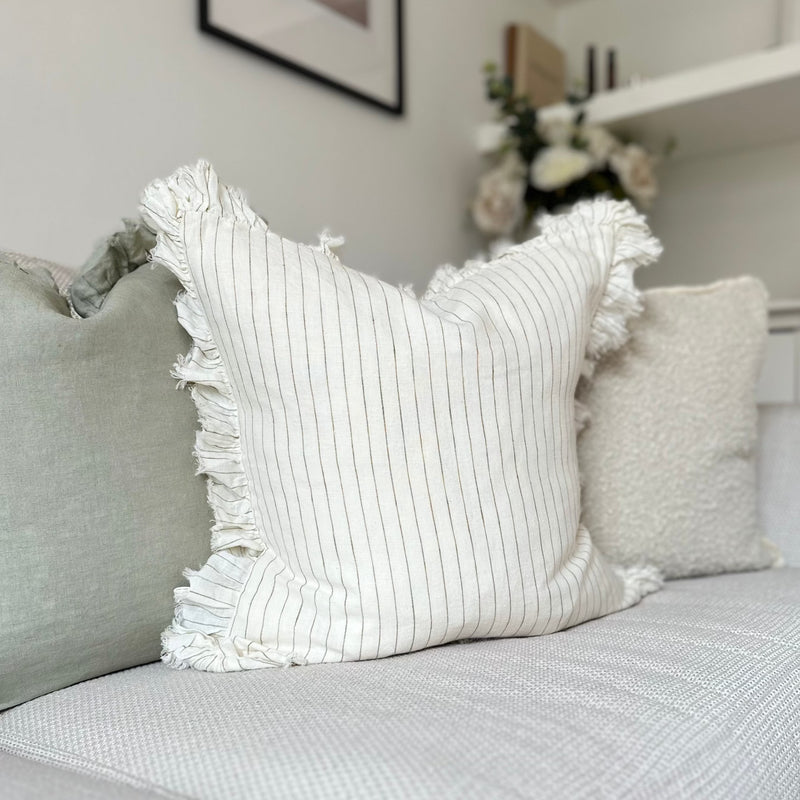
[758,404,800,567]
[756,302,800,567]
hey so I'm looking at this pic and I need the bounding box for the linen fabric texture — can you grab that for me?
[578,277,781,579]
[68,218,156,318]
[140,161,663,672]
[0,260,211,710]
[0,249,75,293]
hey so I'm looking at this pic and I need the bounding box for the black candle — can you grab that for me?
[586,45,596,96]
[607,48,617,90]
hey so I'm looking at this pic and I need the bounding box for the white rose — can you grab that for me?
[471,158,526,236]
[530,146,593,191]
[610,144,658,207]
[536,105,575,146]
[581,125,620,167]
[475,122,508,154]
[537,118,575,146]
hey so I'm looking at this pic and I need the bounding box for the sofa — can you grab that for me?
[1,185,798,798]
[1,460,797,800]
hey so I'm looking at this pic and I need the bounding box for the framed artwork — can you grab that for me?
[199,0,404,115]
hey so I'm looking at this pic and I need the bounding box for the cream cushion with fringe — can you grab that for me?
[578,277,782,579]
[140,161,663,671]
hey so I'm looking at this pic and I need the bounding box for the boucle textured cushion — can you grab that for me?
[140,161,663,672]
[0,260,211,710]
[578,276,781,579]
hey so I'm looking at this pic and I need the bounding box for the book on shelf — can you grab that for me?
[505,23,566,108]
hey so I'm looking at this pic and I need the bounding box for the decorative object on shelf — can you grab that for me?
[606,48,617,90]
[586,44,596,96]
[505,23,565,107]
[471,64,659,242]
[198,0,403,115]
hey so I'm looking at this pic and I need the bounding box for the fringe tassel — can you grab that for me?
[534,198,663,374]
[141,160,288,672]
[615,564,664,608]
[537,201,665,602]
[423,199,665,605]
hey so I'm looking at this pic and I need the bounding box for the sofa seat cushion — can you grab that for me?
[1,569,798,800]
[0,750,167,800]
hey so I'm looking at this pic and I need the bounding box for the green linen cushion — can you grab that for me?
[0,258,210,710]
[68,218,156,318]
[0,249,75,293]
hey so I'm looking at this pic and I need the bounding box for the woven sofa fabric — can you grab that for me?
[759,404,800,567]
[0,262,212,711]
[0,751,170,800]
[578,277,781,579]
[1,569,797,800]
[139,161,663,671]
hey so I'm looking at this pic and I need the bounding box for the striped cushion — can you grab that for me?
[0,249,75,292]
[140,161,663,671]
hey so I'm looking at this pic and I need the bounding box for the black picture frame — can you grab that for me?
[199,0,404,116]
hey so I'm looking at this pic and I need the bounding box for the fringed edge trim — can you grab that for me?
[423,200,662,363]
[540,201,665,598]
[534,198,663,376]
[141,160,288,671]
[614,564,664,608]
[536,200,663,431]
[424,199,666,600]
[423,198,663,411]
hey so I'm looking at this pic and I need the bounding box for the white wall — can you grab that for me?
[0,0,554,287]
[641,139,800,298]
[554,0,800,299]
[556,0,782,90]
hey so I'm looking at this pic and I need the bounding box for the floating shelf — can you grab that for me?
[540,42,800,160]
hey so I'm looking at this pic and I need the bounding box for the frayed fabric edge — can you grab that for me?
[533,200,666,603]
[140,160,289,672]
[614,564,664,609]
[533,198,663,375]
[546,201,666,604]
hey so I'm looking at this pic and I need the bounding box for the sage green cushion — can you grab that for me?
[68,219,156,318]
[0,260,210,710]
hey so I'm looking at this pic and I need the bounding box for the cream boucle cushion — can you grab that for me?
[578,276,782,579]
[140,161,663,671]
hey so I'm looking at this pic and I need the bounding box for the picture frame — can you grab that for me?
[199,0,404,116]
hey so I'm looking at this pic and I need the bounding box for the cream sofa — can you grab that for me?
[1,402,798,799]
[1,240,798,799]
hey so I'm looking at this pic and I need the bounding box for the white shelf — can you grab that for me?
[541,42,800,160]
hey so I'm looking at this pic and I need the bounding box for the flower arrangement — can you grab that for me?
[472,64,659,242]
